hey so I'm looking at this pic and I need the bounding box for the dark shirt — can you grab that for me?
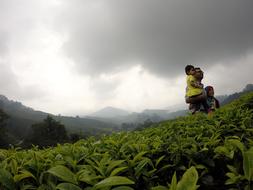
[206,96,220,110]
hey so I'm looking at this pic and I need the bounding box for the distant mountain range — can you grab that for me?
[0,95,118,143]
[90,106,130,118]
[87,84,253,127]
[217,84,253,105]
[1,83,253,141]
[87,106,187,127]
[87,107,187,127]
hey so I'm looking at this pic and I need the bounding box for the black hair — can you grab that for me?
[194,67,201,72]
[185,65,194,75]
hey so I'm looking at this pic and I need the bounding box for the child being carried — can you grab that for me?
[185,65,209,114]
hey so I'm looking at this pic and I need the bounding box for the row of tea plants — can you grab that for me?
[1,92,253,190]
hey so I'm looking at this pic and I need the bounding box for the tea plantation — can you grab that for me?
[1,92,253,190]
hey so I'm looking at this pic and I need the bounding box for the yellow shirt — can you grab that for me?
[186,75,203,97]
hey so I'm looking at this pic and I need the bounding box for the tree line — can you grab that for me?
[0,109,86,149]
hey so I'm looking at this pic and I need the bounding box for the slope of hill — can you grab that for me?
[0,95,119,141]
[1,83,252,141]
[86,84,253,129]
[219,83,253,105]
[1,92,253,189]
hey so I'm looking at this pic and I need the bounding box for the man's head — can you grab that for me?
[185,65,195,75]
[194,67,203,80]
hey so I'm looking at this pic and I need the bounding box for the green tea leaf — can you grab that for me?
[214,146,234,159]
[0,169,15,190]
[225,173,242,185]
[78,171,103,185]
[151,186,169,190]
[243,149,253,181]
[106,160,125,175]
[94,176,134,189]
[37,184,51,190]
[155,155,165,168]
[112,186,135,190]
[47,165,77,184]
[14,170,36,182]
[56,183,82,190]
[227,139,245,153]
[132,151,148,163]
[176,166,198,190]
[110,167,128,176]
[169,172,177,190]
[134,158,150,177]
[227,165,238,174]
[10,159,18,175]
[20,184,37,190]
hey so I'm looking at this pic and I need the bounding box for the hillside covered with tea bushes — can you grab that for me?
[1,92,253,190]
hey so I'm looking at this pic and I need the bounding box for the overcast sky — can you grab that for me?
[0,0,253,115]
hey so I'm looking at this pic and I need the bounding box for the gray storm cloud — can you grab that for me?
[0,33,8,56]
[57,0,253,77]
[0,0,252,115]
[0,0,54,100]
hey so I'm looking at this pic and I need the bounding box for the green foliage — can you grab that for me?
[0,169,15,190]
[176,167,198,190]
[169,172,177,190]
[26,115,69,147]
[0,92,253,189]
[56,183,82,190]
[0,109,9,123]
[152,167,198,190]
[47,165,78,184]
[0,109,10,148]
[94,176,134,189]
[243,148,253,181]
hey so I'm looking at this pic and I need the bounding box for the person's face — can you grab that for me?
[188,68,195,75]
[208,88,214,96]
[194,69,203,79]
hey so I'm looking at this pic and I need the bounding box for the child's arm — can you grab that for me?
[190,80,203,89]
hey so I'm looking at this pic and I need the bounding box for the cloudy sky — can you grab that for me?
[0,0,253,115]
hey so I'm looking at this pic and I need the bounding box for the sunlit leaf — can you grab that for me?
[177,166,198,190]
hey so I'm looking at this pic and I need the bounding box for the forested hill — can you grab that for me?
[0,83,252,145]
[0,95,118,140]
[217,83,253,105]
[0,92,253,189]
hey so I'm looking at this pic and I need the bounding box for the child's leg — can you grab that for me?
[189,103,202,114]
[189,103,197,114]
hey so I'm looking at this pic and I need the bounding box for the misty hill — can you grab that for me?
[86,84,253,130]
[87,107,187,129]
[218,84,253,105]
[90,106,130,118]
[1,83,252,141]
[142,109,170,117]
[0,95,119,141]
